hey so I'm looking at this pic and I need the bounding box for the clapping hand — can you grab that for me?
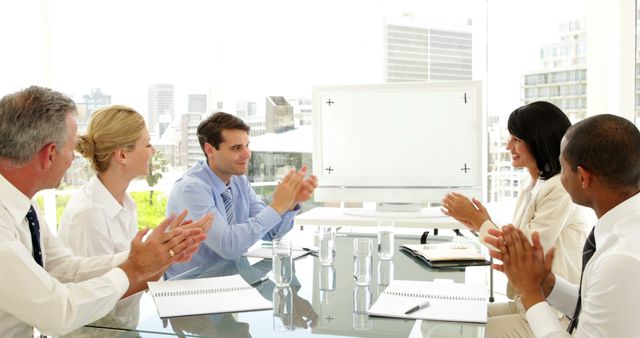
[485,226,555,309]
[441,192,491,231]
[291,166,318,209]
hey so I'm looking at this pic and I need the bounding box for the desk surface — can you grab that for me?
[66,231,487,338]
[295,207,464,229]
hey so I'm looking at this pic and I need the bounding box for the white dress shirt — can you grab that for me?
[526,192,640,338]
[0,173,129,337]
[58,175,140,329]
[479,175,594,289]
[58,175,137,257]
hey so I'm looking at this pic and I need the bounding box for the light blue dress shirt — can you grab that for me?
[165,160,300,278]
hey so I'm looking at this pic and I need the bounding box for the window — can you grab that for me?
[5,0,633,221]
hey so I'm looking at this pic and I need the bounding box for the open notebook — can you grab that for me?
[400,242,490,268]
[148,274,272,318]
[368,280,488,323]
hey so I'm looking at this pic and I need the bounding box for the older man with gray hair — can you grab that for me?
[0,86,212,337]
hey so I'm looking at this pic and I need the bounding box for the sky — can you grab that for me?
[0,0,586,120]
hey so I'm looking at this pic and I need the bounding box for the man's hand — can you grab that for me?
[441,192,491,231]
[291,166,318,209]
[270,168,305,214]
[485,225,555,310]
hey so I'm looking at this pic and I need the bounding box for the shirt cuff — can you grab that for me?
[286,203,302,214]
[526,301,567,338]
[478,220,499,251]
[547,275,579,317]
[113,250,129,266]
[108,267,131,297]
[261,206,284,224]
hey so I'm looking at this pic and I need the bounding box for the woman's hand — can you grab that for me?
[441,192,491,231]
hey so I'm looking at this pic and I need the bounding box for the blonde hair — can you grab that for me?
[76,105,146,172]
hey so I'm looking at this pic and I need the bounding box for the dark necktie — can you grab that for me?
[26,206,43,267]
[221,187,236,225]
[567,226,596,333]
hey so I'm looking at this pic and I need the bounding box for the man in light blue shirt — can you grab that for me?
[166,112,317,278]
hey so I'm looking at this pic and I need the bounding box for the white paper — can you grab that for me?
[148,274,272,318]
[368,280,488,323]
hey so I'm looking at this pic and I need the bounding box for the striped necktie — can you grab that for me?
[221,187,236,225]
[26,206,43,267]
[567,226,596,333]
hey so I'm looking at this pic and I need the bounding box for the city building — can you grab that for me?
[287,97,312,127]
[521,20,588,120]
[489,19,587,202]
[384,15,473,82]
[81,88,111,117]
[246,117,267,137]
[180,112,205,168]
[148,83,175,136]
[236,100,257,120]
[188,94,207,114]
[265,96,294,133]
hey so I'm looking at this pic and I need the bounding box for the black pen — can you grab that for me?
[250,275,269,286]
[404,300,430,314]
[301,247,319,256]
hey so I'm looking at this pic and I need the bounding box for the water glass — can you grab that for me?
[353,238,372,285]
[377,260,394,289]
[377,220,395,260]
[319,264,336,304]
[352,285,372,330]
[273,286,293,331]
[318,227,336,265]
[272,239,292,287]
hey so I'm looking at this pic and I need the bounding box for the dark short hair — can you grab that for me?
[0,86,76,165]
[197,112,250,154]
[563,114,640,189]
[507,101,571,179]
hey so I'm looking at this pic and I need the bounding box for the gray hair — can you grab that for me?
[0,86,76,165]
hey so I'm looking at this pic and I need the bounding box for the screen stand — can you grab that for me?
[341,203,448,219]
[375,202,420,212]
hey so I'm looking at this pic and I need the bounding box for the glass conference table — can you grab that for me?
[63,231,488,338]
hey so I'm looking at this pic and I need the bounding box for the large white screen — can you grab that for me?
[312,81,484,203]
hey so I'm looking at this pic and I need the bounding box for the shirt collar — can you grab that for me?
[594,191,640,244]
[0,172,32,224]
[198,160,235,195]
[88,175,129,219]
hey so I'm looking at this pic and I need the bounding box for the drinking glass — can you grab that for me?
[377,220,395,260]
[272,239,292,287]
[353,238,372,285]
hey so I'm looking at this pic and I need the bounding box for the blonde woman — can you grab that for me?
[58,105,212,328]
[59,105,155,256]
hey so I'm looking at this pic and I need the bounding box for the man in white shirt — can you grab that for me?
[485,114,640,337]
[0,86,212,337]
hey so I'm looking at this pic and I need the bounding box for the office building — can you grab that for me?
[148,84,175,136]
[81,88,111,117]
[384,16,473,82]
[265,96,294,133]
[521,20,588,120]
[181,112,205,168]
[236,100,257,120]
[287,97,312,127]
[188,94,207,114]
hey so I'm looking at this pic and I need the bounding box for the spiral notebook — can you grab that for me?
[148,274,272,318]
[368,280,488,323]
